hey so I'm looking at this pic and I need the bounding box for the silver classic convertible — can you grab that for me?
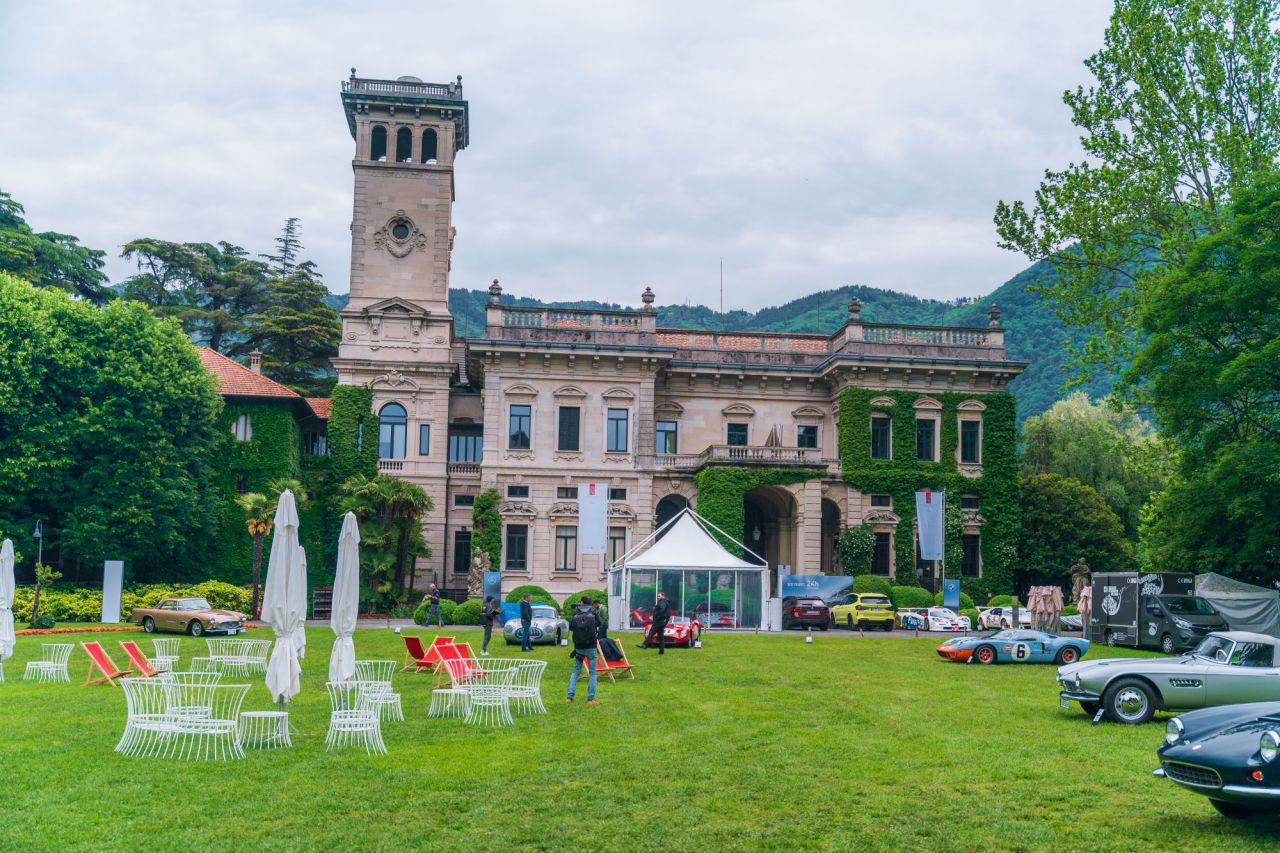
[502,605,569,646]
[1058,631,1280,724]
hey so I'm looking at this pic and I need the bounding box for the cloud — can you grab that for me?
[0,0,1114,310]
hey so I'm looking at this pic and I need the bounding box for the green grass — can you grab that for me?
[1,628,1276,851]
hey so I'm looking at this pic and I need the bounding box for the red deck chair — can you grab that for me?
[401,635,454,673]
[433,643,478,686]
[81,641,131,687]
[118,640,162,677]
[597,638,635,683]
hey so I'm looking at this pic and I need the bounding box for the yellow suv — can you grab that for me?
[830,592,896,631]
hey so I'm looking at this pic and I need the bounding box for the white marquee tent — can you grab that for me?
[607,508,769,632]
[1196,573,1280,637]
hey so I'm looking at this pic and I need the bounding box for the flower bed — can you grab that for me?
[16,626,144,636]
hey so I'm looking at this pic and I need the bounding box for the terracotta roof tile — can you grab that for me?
[305,397,332,419]
[197,347,299,400]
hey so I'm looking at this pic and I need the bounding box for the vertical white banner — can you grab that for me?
[101,560,124,624]
[915,491,945,561]
[578,482,608,554]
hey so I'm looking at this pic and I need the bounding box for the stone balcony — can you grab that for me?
[640,445,838,474]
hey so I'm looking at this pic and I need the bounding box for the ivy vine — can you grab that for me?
[692,466,825,556]
[471,488,502,568]
[837,388,1018,595]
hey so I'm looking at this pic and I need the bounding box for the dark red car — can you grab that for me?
[782,596,830,630]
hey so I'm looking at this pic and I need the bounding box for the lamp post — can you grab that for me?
[32,519,43,567]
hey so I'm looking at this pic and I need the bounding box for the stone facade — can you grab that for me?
[332,74,1027,598]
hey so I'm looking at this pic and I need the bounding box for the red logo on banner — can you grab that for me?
[925,491,932,503]
[589,484,596,495]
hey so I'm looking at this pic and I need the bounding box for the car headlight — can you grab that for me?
[1261,731,1280,763]
[1165,717,1184,745]
[1174,618,1192,630]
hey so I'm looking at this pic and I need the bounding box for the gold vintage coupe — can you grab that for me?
[131,597,247,637]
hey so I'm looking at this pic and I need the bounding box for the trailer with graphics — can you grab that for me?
[1088,572,1227,653]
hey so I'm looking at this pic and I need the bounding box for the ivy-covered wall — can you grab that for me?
[693,466,825,556]
[837,388,1019,595]
[327,385,379,489]
[208,400,303,585]
[471,489,502,568]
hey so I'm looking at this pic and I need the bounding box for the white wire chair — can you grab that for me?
[430,656,476,719]
[117,676,247,761]
[464,685,514,728]
[353,659,403,722]
[116,677,172,757]
[152,637,181,672]
[238,711,292,749]
[160,670,223,723]
[508,659,548,715]
[166,683,251,761]
[23,643,73,683]
[240,639,271,674]
[325,680,388,754]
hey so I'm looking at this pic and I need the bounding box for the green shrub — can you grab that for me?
[988,595,1013,607]
[890,586,933,609]
[505,585,559,611]
[30,614,55,629]
[563,588,607,613]
[961,608,980,627]
[1062,604,1079,616]
[836,526,875,576]
[851,575,893,596]
[451,599,482,625]
[177,581,251,612]
[413,598,457,626]
[934,591,976,611]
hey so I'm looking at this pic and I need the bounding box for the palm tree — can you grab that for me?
[237,478,309,615]
[340,474,432,597]
[384,478,433,590]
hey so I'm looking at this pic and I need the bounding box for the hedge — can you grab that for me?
[562,588,607,613]
[505,585,559,611]
[451,599,483,625]
[890,586,933,609]
[10,581,253,624]
[961,607,980,627]
[413,598,457,626]
[837,388,1019,595]
[851,575,893,596]
[988,595,1013,607]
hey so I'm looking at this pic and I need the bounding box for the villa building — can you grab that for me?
[327,72,1027,599]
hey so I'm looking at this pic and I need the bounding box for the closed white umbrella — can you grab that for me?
[292,545,308,661]
[328,512,361,682]
[263,490,304,705]
[0,539,15,669]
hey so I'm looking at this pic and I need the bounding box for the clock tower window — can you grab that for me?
[370,125,387,162]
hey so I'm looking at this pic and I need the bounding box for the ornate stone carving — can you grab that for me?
[609,504,636,520]
[603,453,632,464]
[864,510,901,526]
[549,502,578,517]
[553,452,583,463]
[498,500,535,516]
[373,210,428,258]
[958,463,984,478]
[502,451,534,462]
[961,510,987,527]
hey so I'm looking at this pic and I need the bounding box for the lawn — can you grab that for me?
[1,627,1277,851]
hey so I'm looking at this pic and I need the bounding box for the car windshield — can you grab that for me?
[861,596,890,606]
[1190,635,1234,662]
[178,599,211,611]
[988,630,1017,641]
[531,607,556,619]
[1160,595,1218,616]
[930,609,956,617]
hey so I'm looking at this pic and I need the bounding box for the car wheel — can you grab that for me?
[1160,633,1177,655]
[142,617,156,633]
[1080,701,1101,716]
[1210,799,1272,819]
[846,615,855,630]
[1056,646,1080,664]
[975,645,997,665]
[187,619,204,638]
[820,623,828,631]
[1104,678,1156,724]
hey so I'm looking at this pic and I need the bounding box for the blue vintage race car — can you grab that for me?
[1155,700,1280,818]
[937,629,1090,665]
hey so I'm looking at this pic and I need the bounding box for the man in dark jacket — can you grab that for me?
[566,595,600,704]
[592,597,608,640]
[481,595,501,656]
[640,591,671,654]
[519,594,534,652]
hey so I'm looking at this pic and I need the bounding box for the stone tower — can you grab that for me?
[333,70,469,586]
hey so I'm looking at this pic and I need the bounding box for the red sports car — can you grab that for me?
[630,608,653,629]
[661,616,702,648]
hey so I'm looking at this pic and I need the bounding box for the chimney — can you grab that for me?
[249,350,263,374]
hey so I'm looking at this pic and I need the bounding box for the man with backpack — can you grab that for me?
[566,595,600,705]
[639,590,671,654]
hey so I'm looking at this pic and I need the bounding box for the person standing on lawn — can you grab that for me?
[519,593,534,652]
[567,595,600,704]
[640,590,671,654]
[481,595,502,656]
[422,583,443,629]
[592,596,608,640]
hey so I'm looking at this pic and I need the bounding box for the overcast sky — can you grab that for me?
[0,1,1114,311]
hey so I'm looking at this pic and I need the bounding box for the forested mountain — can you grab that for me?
[324,260,1111,420]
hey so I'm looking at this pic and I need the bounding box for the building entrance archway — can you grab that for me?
[821,498,841,574]
[744,485,796,593]
[655,494,689,539]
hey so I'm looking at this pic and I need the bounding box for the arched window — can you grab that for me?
[395,127,412,163]
[421,128,438,163]
[378,402,407,459]
[370,126,387,161]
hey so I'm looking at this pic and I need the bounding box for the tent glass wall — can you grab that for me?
[625,568,761,630]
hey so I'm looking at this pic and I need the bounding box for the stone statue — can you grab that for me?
[1070,559,1090,607]
[467,549,490,596]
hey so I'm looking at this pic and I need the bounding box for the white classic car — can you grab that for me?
[978,606,1032,631]
[899,607,971,632]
